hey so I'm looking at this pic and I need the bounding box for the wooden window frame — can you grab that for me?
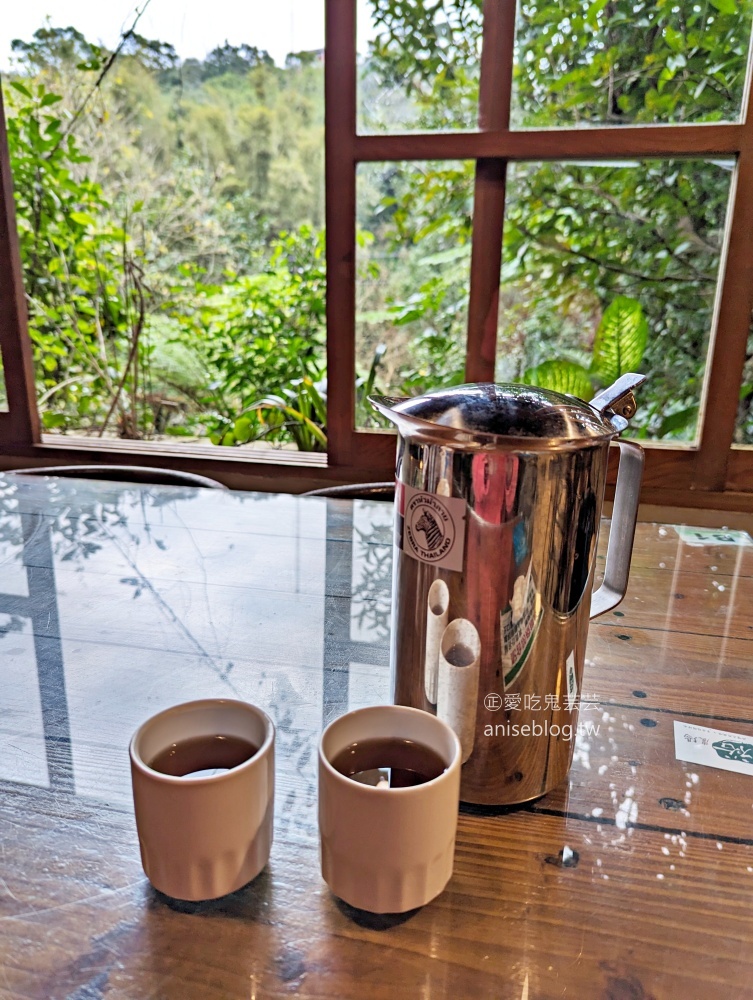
[1,0,753,509]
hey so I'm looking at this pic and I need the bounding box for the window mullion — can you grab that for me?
[353,125,743,162]
[466,0,517,382]
[695,46,753,490]
[0,81,40,447]
[324,0,357,467]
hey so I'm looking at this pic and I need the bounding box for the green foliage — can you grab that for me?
[193,227,327,446]
[365,0,482,128]
[508,0,750,436]
[591,296,649,384]
[501,156,729,437]
[200,43,274,79]
[355,344,387,428]
[6,79,153,435]
[524,295,649,407]
[391,277,467,396]
[523,360,593,401]
[5,36,328,449]
[365,0,750,440]
[355,159,471,412]
[513,0,753,125]
[247,377,328,451]
[368,0,482,89]
[11,26,103,71]
[7,1,753,450]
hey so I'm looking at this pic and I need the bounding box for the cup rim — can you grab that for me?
[318,704,462,795]
[129,698,274,785]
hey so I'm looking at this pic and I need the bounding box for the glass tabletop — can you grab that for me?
[1,471,752,999]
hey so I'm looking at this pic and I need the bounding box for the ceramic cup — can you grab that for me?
[130,698,274,901]
[318,705,462,913]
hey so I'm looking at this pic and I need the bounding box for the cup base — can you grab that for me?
[321,839,454,914]
[140,819,272,902]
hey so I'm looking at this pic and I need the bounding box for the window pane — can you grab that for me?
[355,160,473,428]
[512,0,753,127]
[498,159,733,442]
[4,4,326,453]
[358,0,481,133]
[735,325,753,445]
[0,355,8,411]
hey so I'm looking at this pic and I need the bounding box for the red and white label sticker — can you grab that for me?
[500,569,541,686]
[402,484,466,572]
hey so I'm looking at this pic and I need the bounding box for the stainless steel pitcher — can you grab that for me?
[370,374,645,805]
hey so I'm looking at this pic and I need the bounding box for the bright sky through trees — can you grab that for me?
[0,0,376,68]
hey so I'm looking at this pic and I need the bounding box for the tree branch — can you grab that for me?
[48,1,153,156]
[516,222,715,285]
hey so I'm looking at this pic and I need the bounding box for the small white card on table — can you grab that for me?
[674,720,753,775]
[673,525,752,547]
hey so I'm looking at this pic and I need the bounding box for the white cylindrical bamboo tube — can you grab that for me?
[424,579,450,705]
[437,618,481,764]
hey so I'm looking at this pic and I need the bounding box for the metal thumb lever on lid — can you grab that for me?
[590,372,646,425]
[589,374,646,619]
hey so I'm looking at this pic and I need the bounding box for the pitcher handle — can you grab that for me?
[590,440,645,620]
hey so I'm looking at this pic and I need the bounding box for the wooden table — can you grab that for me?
[1,472,752,999]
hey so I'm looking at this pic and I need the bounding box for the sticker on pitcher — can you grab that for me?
[500,568,542,685]
[402,485,467,572]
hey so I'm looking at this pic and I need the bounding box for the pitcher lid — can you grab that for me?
[370,381,642,449]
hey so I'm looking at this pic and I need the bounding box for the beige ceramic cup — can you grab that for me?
[319,705,462,913]
[130,698,274,901]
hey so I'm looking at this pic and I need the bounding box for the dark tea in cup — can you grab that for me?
[149,734,259,778]
[331,736,448,787]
